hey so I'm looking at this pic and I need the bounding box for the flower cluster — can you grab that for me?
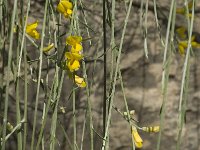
[175,1,200,55]
[57,0,73,18]
[176,26,200,56]
[26,0,73,39]
[25,21,55,53]
[65,36,86,88]
[176,1,193,18]
[65,36,83,72]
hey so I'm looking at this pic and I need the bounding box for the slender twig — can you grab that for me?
[30,0,48,149]
[103,0,107,140]
[176,0,195,149]
[2,0,18,149]
[118,69,135,150]
[101,0,133,149]
[156,1,175,150]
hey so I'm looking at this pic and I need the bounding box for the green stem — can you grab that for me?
[72,86,77,150]
[103,0,107,141]
[118,69,135,150]
[2,0,18,149]
[156,1,175,150]
[30,0,48,149]
[176,0,195,149]
[101,0,133,149]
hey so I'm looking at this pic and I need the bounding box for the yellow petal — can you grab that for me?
[67,9,73,15]
[191,35,196,42]
[63,9,73,18]
[153,126,160,132]
[142,126,160,133]
[26,21,40,40]
[61,0,73,9]
[57,0,73,18]
[43,43,54,52]
[186,13,193,18]
[132,126,143,148]
[178,45,185,56]
[67,60,80,72]
[71,44,83,53]
[26,21,38,33]
[176,27,186,39]
[179,41,188,48]
[187,1,193,9]
[135,141,143,149]
[65,52,72,60]
[73,36,82,43]
[71,52,83,60]
[27,30,40,40]
[176,8,185,15]
[66,36,82,46]
[64,11,72,18]
[57,2,66,14]
[34,30,40,39]
[192,41,200,48]
[65,52,83,61]
[75,75,86,88]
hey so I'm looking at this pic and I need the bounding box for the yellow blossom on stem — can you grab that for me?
[176,27,187,39]
[132,126,143,148]
[178,35,200,56]
[75,75,86,88]
[65,52,83,72]
[142,126,160,133]
[66,35,83,52]
[191,41,200,48]
[178,44,185,56]
[57,0,73,18]
[176,1,193,18]
[26,21,40,40]
[176,7,185,15]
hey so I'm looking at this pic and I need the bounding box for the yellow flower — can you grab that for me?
[132,126,143,148]
[176,1,193,17]
[57,0,73,18]
[43,43,54,52]
[66,36,83,52]
[176,27,187,39]
[191,41,200,48]
[142,126,160,133]
[178,44,185,56]
[178,40,188,55]
[75,75,86,88]
[65,52,83,72]
[179,41,188,48]
[176,7,185,15]
[187,1,193,10]
[26,21,40,40]
[178,35,200,56]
